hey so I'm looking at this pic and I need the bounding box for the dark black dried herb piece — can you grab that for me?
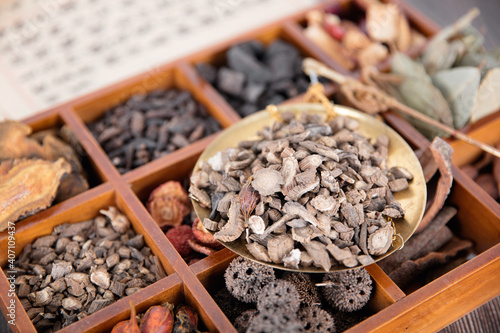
[257,279,301,313]
[224,257,275,303]
[321,268,372,312]
[298,306,336,333]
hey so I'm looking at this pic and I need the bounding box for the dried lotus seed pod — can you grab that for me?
[224,257,275,303]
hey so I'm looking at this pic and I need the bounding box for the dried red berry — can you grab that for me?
[188,239,218,256]
[324,22,345,41]
[147,181,191,228]
[176,306,198,328]
[166,225,195,257]
[139,303,174,333]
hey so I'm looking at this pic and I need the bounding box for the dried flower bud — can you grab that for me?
[239,179,260,221]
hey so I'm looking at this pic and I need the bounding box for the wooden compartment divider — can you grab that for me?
[1,1,499,332]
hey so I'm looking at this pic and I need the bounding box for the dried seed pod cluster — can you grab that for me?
[190,112,413,270]
[8,207,166,331]
[222,257,373,332]
[146,180,223,263]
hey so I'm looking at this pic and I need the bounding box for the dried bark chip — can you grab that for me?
[267,234,294,264]
[246,242,272,263]
[224,256,275,303]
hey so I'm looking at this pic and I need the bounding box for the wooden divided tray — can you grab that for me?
[1,0,499,332]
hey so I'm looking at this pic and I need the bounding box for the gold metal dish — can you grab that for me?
[192,103,426,273]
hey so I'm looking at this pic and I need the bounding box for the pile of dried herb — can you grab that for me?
[8,207,166,332]
[215,256,373,332]
[366,9,500,138]
[190,112,413,270]
[303,2,427,71]
[0,121,90,230]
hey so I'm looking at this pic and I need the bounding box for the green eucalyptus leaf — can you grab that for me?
[432,67,480,129]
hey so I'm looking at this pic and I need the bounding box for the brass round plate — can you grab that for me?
[192,103,426,273]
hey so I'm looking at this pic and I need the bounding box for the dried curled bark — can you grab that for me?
[415,137,453,233]
[0,159,71,230]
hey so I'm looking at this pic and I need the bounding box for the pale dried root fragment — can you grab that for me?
[246,242,272,262]
[292,227,315,243]
[326,244,353,262]
[283,249,301,269]
[248,215,265,234]
[300,251,314,267]
[390,166,413,181]
[281,156,299,195]
[284,202,318,226]
[310,195,338,212]
[202,218,218,232]
[388,178,409,192]
[0,158,71,230]
[299,154,324,171]
[302,241,332,272]
[368,225,394,256]
[99,206,131,234]
[299,141,340,161]
[189,186,211,208]
[267,234,294,264]
[214,198,244,242]
[251,168,284,196]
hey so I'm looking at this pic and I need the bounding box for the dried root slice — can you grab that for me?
[298,306,336,333]
[310,195,338,212]
[390,166,413,180]
[248,215,265,234]
[299,141,340,161]
[284,202,318,226]
[246,242,272,262]
[257,280,301,313]
[202,218,218,231]
[368,225,394,256]
[281,156,299,195]
[251,168,284,196]
[283,249,301,269]
[214,198,244,242]
[299,154,324,171]
[388,178,409,192]
[267,234,294,264]
[302,241,332,272]
[0,158,71,230]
